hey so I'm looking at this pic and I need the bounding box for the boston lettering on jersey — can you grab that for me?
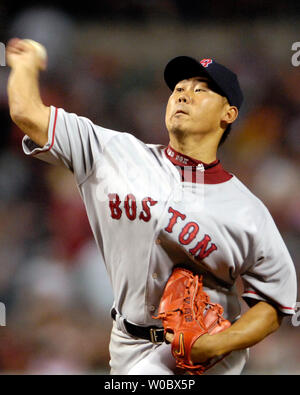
[165,206,217,260]
[108,193,158,222]
[108,193,217,261]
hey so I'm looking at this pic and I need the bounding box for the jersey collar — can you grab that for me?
[164,144,232,184]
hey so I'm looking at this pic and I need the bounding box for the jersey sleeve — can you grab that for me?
[22,106,119,184]
[241,205,297,315]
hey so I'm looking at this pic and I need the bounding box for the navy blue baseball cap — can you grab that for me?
[164,56,243,109]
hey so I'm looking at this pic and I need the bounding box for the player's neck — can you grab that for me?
[169,134,218,164]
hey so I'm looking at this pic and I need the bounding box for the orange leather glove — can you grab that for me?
[153,267,231,374]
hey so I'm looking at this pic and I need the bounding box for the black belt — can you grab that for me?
[111,308,165,344]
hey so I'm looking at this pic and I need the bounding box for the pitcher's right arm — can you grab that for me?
[6,38,50,147]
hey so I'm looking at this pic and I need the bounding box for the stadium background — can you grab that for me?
[0,1,299,374]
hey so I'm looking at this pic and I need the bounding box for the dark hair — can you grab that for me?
[218,124,232,147]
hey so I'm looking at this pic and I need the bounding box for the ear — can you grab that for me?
[223,105,238,125]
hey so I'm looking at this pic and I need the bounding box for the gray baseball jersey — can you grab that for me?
[22,106,297,327]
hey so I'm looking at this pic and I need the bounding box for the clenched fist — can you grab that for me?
[6,38,47,71]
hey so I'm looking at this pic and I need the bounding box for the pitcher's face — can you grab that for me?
[165,76,229,136]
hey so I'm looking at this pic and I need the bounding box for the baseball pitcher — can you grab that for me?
[6,38,297,375]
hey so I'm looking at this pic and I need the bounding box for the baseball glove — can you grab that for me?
[153,267,231,374]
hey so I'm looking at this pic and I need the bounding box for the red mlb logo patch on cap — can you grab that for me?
[200,58,213,68]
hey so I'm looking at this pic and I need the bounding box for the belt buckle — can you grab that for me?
[150,328,163,344]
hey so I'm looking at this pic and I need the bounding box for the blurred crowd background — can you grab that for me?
[0,1,299,375]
